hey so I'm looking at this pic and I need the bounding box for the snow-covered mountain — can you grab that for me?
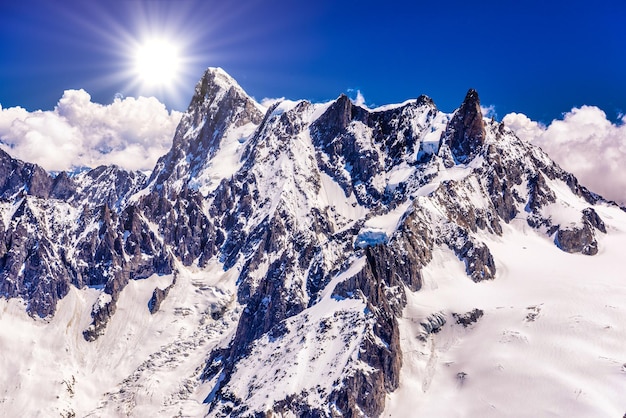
[1,67,625,417]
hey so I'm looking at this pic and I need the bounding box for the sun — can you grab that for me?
[133,38,181,86]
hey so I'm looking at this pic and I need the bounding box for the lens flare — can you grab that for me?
[134,38,181,86]
[38,0,256,109]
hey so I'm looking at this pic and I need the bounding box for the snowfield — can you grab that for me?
[386,207,626,417]
[0,260,239,417]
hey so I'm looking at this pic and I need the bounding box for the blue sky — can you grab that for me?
[1,0,625,123]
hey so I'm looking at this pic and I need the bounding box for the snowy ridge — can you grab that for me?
[147,67,266,196]
[0,68,625,417]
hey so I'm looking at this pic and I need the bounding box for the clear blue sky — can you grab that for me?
[1,0,624,123]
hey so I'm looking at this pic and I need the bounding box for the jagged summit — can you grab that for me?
[199,67,243,91]
[0,68,625,417]
[188,67,264,113]
[463,87,480,104]
[148,67,265,195]
[439,88,486,164]
[0,147,55,199]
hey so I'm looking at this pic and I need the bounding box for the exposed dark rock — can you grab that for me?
[148,278,175,314]
[457,372,468,385]
[0,148,54,199]
[71,200,177,337]
[525,305,542,322]
[272,392,326,418]
[149,67,265,196]
[310,95,382,204]
[0,219,6,261]
[439,89,486,164]
[526,172,556,213]
[458,239,497,282]
[0,148,159,321]
[583,207,606,233]
[139,188,217,268]
[0,67,622,416]
[453,309,484,327]
[434,179,503,235]
[83,297,117,342]
[552,207,607,256]
[330,366,387,417]
[555,222,598,255]
[310,94,438,206]
[50,171,77,200]
[338,221,429,307]
[561,172,601,205]
[328,244,405,416]
[0,198,73,317]
[484,144,522,223]
[229,254,308,361]
[73,165,146,208]
[74,204,125,287]
[441,225,496,282]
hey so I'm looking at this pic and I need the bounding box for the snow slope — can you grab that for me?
[0,260,239,417]
[386,205,626,417]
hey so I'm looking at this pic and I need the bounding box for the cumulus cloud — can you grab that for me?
[504,107,626,205]
[480,104,497,120]
[501,112,545,141]
[0,90,182,172]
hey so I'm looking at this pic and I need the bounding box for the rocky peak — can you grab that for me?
[0,148,54,200]
[311,94,369,142]
[50,171,76,200]
[186,67,256,124]
[71,165,146,209]
[148,67,265,195]
[415,94,436,107]
[440,88,486,164]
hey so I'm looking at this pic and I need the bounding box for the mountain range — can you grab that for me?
[0,67,625,417]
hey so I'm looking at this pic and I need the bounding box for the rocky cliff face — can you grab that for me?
[0,155,151,318]
[0,67,619,416]
[439,88,486,164]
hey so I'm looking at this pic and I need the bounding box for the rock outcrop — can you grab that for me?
[439,89,486,164]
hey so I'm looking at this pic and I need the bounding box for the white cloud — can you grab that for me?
[346,89,367,107]
[0,90,182,172]
[480,104,497,120]
[353,90,366,107]
[502,112,546,142]
[260,97,285,109]
[504,107,626,205]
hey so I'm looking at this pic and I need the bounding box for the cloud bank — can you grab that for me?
[504,107,626,205]
[0,90,182,172]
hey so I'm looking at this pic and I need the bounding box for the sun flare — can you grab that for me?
[133,38,181,86]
